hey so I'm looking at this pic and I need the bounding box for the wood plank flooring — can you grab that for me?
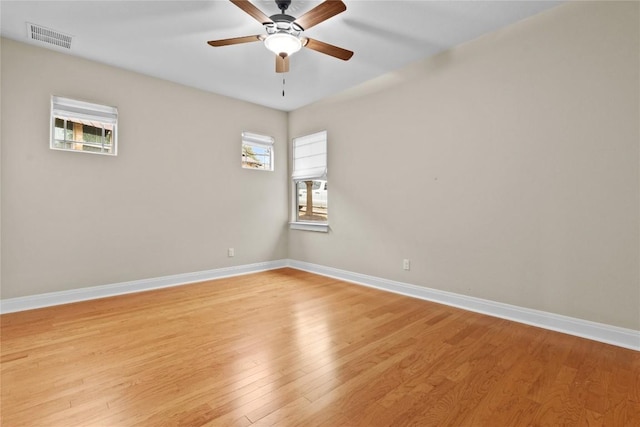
[1,268,639,426]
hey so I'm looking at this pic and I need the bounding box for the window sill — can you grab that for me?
[289,222,329,233]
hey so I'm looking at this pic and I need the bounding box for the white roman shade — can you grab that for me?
[292,130,327,181]
[51,96,118,126]
[242,131,274,147]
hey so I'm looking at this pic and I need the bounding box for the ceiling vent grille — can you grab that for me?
[26,22,72,49]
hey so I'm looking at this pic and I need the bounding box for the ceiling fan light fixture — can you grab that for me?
[264,32,302,57]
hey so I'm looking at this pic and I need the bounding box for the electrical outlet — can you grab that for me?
[403,259,410,270]
[228,248,235,257]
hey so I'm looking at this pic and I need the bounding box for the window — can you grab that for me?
[291,130,328,231]
[242,132,274,171]
[51,96,118,155]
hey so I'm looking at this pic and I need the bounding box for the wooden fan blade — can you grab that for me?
[304,37,353,61]
[230,0,272,24]
[207,35,263,47]
[275,54,290,73]
[294,0,346,30]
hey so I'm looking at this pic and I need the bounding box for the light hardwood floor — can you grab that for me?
[1,268,639,426]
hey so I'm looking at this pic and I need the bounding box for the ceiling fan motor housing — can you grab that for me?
[265,14,302,35]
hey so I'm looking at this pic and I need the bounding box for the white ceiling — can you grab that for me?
[0,0,562,111]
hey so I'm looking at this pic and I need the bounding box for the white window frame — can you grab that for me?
[242,131,274,171]
[50,95,118,156]
[290,130,328,232]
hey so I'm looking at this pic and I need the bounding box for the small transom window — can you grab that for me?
[51,96,118,155]
[242,132,274,171]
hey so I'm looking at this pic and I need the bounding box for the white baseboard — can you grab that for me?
[287,260,640,351]
[2,258,638,351]
[0,260,288,314]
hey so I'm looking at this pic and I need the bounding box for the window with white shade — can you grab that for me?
[242,131,274,171]
[291,130,328,231]
[51,96,118,155]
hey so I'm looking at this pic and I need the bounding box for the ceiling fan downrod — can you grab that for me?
[275,0,291,14]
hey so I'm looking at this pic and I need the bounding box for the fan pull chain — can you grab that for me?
[282,77,285,97]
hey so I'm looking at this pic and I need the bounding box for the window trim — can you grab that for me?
[50,95,118,156]
[289,221,329,232]
[241,131,274,171]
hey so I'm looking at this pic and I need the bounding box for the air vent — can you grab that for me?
[26,22,72,49]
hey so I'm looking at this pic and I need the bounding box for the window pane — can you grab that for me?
[52,117,75,150]
[242,143,272,171]
[296,179,328,222]
[52,117,114,154]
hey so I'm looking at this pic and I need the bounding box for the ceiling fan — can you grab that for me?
[207,0,353,73]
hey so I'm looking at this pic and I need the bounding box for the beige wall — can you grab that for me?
[288,1,640,329]
[1,38,289,299]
